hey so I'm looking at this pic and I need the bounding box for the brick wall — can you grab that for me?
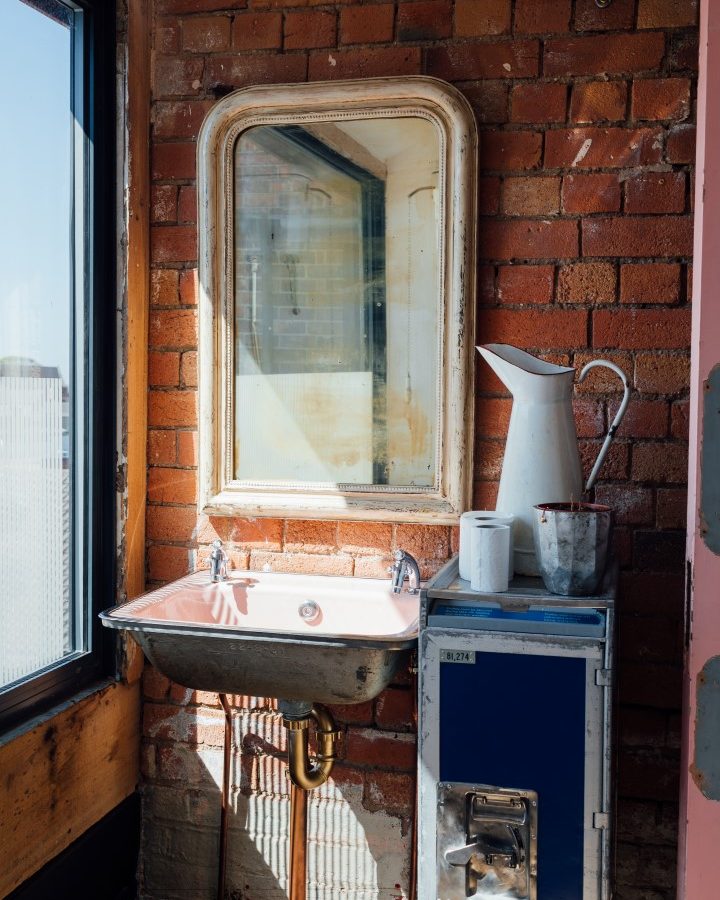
[144,0,698,897]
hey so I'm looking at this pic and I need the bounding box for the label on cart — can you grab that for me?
[440,649,476,664]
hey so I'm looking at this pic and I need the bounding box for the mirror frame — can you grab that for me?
[197,76,477,523]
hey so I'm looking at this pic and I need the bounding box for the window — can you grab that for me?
[0,0,115,729]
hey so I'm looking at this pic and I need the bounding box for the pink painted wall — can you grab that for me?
[678,0,720,895]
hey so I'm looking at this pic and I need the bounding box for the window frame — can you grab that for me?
[0,0,116,732]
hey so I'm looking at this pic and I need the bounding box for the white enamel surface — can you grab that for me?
[108,571,419,641]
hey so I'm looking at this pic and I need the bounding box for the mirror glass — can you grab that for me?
[232,117,441,489]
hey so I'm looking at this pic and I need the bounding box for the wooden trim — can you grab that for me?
[0,681,141,899]
[125,0,150,602]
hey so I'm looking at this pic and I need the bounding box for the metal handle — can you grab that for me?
[577,360,631,492]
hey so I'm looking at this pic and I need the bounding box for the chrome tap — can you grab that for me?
[389,549,421,594]
[209,539,228,582]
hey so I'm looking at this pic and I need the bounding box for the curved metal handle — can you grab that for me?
[578,360,631,492]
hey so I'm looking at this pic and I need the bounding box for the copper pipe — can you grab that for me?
[284,704,339,791]
[218,693,233,900]
[288,782,308,900]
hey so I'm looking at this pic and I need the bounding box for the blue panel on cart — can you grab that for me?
[428,603,605,637]
[439,651,586,900]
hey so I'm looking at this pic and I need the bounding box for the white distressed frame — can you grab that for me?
[197,77,477,523]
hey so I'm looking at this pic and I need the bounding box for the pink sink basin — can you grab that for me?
[101,570,419,704]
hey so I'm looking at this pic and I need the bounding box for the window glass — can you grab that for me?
[0,0,79,689]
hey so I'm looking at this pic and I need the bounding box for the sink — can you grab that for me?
[100,570,419,704]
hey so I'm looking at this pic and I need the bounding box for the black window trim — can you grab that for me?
[0,0,116,733]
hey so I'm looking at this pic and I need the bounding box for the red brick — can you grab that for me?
[570,81,627,123]
[249,550,353,576]
[544,33,665,77]
[575,0,636,31]
[454,0,511,36]
[624,172,686,215]
[284,10,336,49]
[178,185,197,223]
[461,81,509,124]
[285,520,338,554]
[148,467,198,505]
[480,218,579,261]
[196,516,283,550]
[149,350,180,386]
[148,545,193,582]
[475,398,512,438]
[632,442,688,483]
[329,701,374,726]
[657,487,688,528]
[545,127,662,169]
[633,78,691,122]
[151,184,178,223]
[149,309,198,349]
[338,522,392,555]
[637,0,698,29]
[477,308,588,349]
[180,351,197,387]
[635,354,691,394]
[232,12,282,50]
[669,31,699,72]
[473,481,500,509]
[620,264,681,304]
[148,390,197,427]
[557,262,616,304]
[374,687,415,731]
[501,176,560,216]
[425,40,539,81]
[177,431,198,466]
[363,769,414,816]
[620,571,684,617]
[562,174,621,214]
[153,100,212,140]
[339,5,393,44]
[397,1,452,41]
[619,661,682,709]
[182,15,231,52]
[153,56,204,97]
[478,264,496,303]
[308,46,421,80]
[142,265,166,314]
[156,0,246,11]
[344,728,415,771]
[671,401,689,439]
[147,505,198,542]
[156,18,181,53]
[514,0,570,33]
[151,225,197,264]
[395,524,449,560]
[481,131,542,172]
[205,53,307,90]
[580,440,629,481]
[479,176,501,215]
[148,429,177,465]
[152,142,196,181]
[573,397,605,437]
[143,665,171,701]
[585,215,693,259]
[510,83,567,124]
[179,269,198,306]
[666,125,696,164]
[594,484,654,525]
[612,398,670,438]
[496,265,554,304]
[593,309,691,349]
[575,351,633,393]
[475,439,505,481]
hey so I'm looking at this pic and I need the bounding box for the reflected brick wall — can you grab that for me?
[142,0,698,897]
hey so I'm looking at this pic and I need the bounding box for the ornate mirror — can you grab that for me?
[198,76,477,522]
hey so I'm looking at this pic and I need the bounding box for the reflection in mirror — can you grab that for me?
[233,118,440,489]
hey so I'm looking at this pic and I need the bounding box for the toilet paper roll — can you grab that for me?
[470,523,511,594]
[459,510,514,580]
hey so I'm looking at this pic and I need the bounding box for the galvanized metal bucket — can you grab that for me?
[532,503,612,596]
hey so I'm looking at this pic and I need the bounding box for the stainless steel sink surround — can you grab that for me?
[101,569,419,704]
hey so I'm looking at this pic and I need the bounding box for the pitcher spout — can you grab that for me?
[477,343,574,400]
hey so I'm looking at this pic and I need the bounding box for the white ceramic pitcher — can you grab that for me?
[478,343,631,576]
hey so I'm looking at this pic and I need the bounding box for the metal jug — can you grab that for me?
[477,343,630,576]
